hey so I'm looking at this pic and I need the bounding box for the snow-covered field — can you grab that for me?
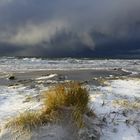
[90,78,140,140]
[0,77,140,139]
[0,85,42,127]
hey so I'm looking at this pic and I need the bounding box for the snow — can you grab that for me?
[101,78,140,98]
[36,74,57,80]
[90,78,140,140]
[0,75,140,139]
[0,85,41,127]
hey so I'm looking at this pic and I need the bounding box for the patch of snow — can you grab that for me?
[101,78,140,98]
[36,74,57,80]
[0,85,41,126]
[90,78,140,140]
[101,123,140,140]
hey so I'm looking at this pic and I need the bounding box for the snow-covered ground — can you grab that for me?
[0,85,42,127]
[90,78,140,140]
[0,77,140,140]
[0,73,58,127]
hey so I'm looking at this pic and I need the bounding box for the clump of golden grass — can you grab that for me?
[113,99,140,109]
[42,82,90,127]
[5,111,45,132]
[6,82,91,132]
[43,82,89,111]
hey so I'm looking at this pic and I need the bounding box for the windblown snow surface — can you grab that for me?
[0,78,140,140]
[90,78,140,140]
[0,85,42,126]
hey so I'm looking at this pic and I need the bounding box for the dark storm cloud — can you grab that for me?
[0,0,140,57]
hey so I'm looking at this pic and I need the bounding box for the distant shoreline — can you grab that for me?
[0,68,132,86]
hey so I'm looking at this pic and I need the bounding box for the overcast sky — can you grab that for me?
[0,0,140,58]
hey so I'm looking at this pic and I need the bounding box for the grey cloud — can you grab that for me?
[0,0,140,57]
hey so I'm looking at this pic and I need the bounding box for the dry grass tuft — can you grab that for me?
[43,82,89,111]
[42,82,90,128]
[113,99,140,109]
[5,111,48,132]
[6,82,91,131]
